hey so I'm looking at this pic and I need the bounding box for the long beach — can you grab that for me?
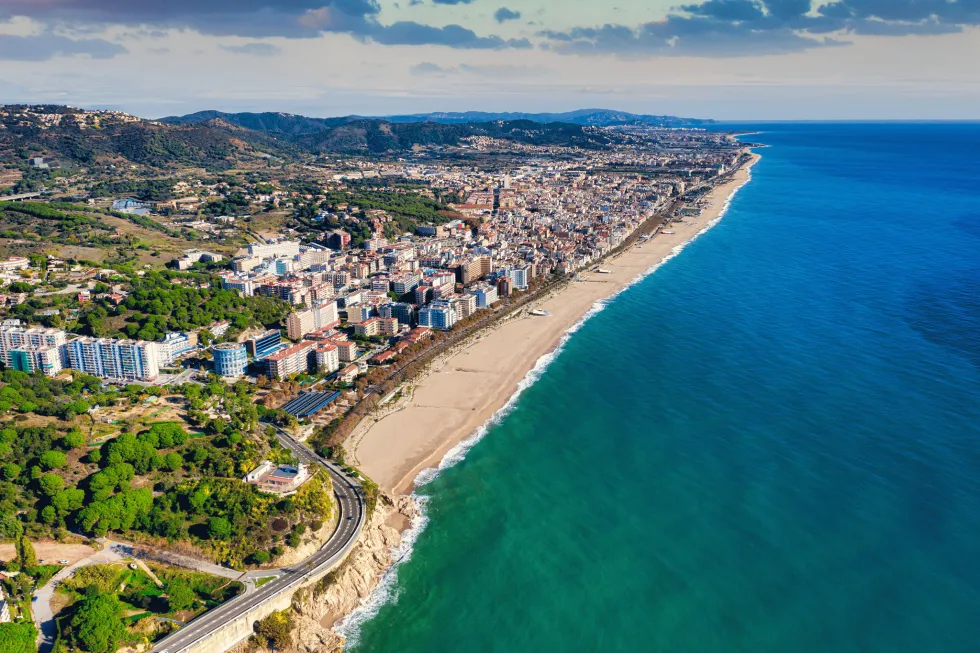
[347,152,761,496]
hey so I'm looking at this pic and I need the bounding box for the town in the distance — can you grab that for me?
[0,104,750,653]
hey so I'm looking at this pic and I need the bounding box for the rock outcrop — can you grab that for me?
[285,493,419,653]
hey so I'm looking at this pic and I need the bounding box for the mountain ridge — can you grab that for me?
[160,108,712,132]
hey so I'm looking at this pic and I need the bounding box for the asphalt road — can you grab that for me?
[150,425,365,653]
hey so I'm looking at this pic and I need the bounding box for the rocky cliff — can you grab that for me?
[237,493,419,653]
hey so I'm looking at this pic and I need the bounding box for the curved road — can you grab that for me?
[150,426,365,653]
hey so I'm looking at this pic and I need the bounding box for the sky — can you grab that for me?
[0,0,978,120]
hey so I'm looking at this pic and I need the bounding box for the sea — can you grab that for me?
[339,123,980,653]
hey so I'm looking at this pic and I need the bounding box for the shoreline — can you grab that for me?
[346,151,761,497]
[326,150,761,649]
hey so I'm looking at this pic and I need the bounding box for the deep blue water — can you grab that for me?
[347,123,980,652]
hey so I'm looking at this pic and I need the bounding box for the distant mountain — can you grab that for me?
[161,108,713,132]
[0,105,623,171]
[161,110,352,136]
[382,109,714,128]
[162,111,619,152]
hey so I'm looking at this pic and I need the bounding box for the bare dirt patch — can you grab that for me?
[0,541,96,564]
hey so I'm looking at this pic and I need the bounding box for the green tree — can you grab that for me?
[16,536,37,570]
[63,430,87,449]
[39,473,65,496]
[161,452,183,472]
[0,621,38,653]
[1,463,21,480]
[208,516,232,540]
[68,590,125,653]
[166,581,196,613]
[254,610,292,650]
[38,450,67,470]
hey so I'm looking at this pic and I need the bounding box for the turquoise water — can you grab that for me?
[346,124,980,653]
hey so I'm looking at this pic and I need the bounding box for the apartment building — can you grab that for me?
[265,341,315,380]
[286,303,340,340]
[314,343,341,373]
[379,317,399,337]
[66,338,161,381]
[419,300,458,331]
[354,318,380,338]
[469,283,499,309]
[391,272,422,295]
[0,322,67,368]
[9,346,63,376]
[451,293,478,320]
[380,302,415,327]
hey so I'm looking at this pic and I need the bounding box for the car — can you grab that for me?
[58,559,69,565]
[347,516,354,521]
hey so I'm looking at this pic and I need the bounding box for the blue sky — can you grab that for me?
[0,0,977,119]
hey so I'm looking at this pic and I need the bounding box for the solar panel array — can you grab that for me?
[281,391,341,418]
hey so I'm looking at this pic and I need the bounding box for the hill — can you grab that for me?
[383,109,714,128]
[0,105,297,172]
[0,105,623,172]
[163,108,713,131]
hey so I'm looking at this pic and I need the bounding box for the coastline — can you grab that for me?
[313,151,762,649]
[346,151,761,497]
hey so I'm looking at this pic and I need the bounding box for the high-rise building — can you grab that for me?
[469,283,499,309]
[265,341,315,380]
[329,339,359,363]
[286,303,340,340]
[9,346,63,376]
[247,241,301,259]
[451,293,478,320]
[66,338,160,381]
[326,230,351,251]
[391,272,422,296]
[457,257,493,284]
[347,305,374,324]
[418,300,457,331]
[0,322,67,369]
[246,330,283,360]
[380,302,414,326]
[379,317,399,337]
[158,332,198,365]
[314,343,340,373]
[508,265,531,290]
[213,342,248,377]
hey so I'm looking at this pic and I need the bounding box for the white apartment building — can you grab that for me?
[9,346,63,376]
[0,322,67,368]
[265,340,315,380]
[221,275,254,297]
[469,283,499,309]
[66,338,161,381]
[315,343,341,373]
[248,240,301,259]
[419,300,458,331]
[451,293,478,320]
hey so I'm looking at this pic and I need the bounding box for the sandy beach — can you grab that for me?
[347,152,760,496]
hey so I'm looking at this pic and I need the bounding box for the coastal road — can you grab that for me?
[149,425,365,653]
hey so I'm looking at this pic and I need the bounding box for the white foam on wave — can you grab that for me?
[336,166,754,650]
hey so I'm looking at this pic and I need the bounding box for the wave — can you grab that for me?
[336,165,755,650]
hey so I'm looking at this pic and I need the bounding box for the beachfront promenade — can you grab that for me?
[149,424,366,653]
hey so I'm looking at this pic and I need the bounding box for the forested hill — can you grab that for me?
[164,108,713,129]
[163,112,618,151]
[1,105,619,171]
[0,105,295,171]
